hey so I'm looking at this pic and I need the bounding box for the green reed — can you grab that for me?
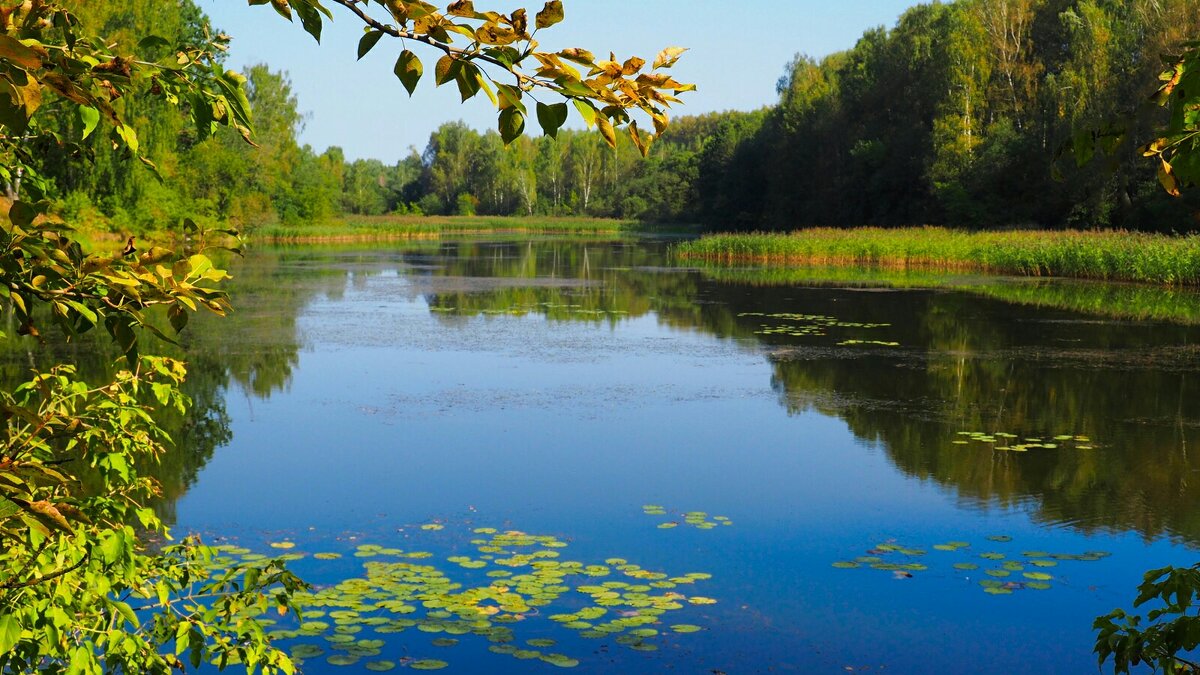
[675,228,1200,286]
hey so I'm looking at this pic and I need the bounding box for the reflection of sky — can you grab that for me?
[178,259,1194,674]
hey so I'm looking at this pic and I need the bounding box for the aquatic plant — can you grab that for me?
[676,229,1200,286]
[208,525,719,670]
[832,535,1110,596]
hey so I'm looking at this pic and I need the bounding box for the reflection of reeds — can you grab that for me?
[692,263,1200,325]
[676,228,1200,286]
[254,215,639,242]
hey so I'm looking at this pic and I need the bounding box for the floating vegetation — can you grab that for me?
[837,339,901,347]
[641,505,733,530]
[953,431,1099,452]
[738,312,892,341]
[832,536,1110,596]
[213,523,717,670]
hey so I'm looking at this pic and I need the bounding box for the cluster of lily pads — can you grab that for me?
[952,431,1097,452]
[211,525,718,671]
[832,535,1110,595]
[837,339,901,347]
[429,304,629,319]
[739,311,892,339]
[642,505,733,530]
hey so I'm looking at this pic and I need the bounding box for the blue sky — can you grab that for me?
[200,1,916,162]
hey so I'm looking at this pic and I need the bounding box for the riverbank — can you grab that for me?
[254,215,647,242]
[674,228,1200,286]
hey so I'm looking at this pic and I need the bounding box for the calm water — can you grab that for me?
[46,238,1200,672]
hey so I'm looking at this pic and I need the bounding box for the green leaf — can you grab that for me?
[292,0,324,42]
[79,106,99,140]
[0,615,21,654]
[8,200,35,228]
[115,124,139,154]
[455,62,482,102]
[499,107,525,145]
[394,50,422,96]
[536,102,568,138]
[573,99,597,128]
[358,30,384,60]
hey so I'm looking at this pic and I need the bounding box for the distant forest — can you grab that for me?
[45,0,1200,233]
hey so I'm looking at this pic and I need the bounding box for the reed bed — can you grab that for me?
[255,215,638,242]
[674,227,1200,286]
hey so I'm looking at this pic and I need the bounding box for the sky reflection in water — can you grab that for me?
[163,240,1200,674]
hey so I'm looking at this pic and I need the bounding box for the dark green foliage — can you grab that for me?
[1095,564,1200,673]
[697,0,1200,232]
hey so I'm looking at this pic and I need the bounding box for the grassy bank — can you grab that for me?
[253,215,647,242]
[675,228,1200,286]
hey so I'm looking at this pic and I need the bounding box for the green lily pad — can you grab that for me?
[540,654,580,668]
[291,645,324,659]
[327,655,359,666]
[953,563,979,571]
[314,552,342,560]
[269,541,296,549]
[672,624,703,633]
[1024,572,1053,581]
[832,562,860,569]
[986,536,1012,543]
[409,660,449,670]
[365,662,396,672]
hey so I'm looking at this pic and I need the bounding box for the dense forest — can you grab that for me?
[41,0,1200,233]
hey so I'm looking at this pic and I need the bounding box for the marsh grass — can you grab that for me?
[675,228,1200,286]
[255,215,641,242]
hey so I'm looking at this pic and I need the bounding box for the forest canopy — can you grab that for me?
[25,0,1200,236]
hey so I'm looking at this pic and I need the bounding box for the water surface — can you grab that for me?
[50,239,1200,673]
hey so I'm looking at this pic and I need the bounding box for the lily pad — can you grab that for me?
[409,660,449,670]
[365,662,396,672]
[326,655,359,666]
[540,654,580,668]
[291,645,324,659]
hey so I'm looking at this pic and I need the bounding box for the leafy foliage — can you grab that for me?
[1143,42,1200,197]
[0,1,307,672]
[1094,564,1200,673]
[259,0,694,154]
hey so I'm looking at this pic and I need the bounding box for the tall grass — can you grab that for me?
[255,215,640,242]
[675,227,1200,286]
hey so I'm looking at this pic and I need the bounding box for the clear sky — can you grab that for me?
[199,1,916,162]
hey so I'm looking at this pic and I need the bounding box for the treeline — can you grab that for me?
[41,0,1200,234]
[40,0,715,233]
[696,0,1200,231]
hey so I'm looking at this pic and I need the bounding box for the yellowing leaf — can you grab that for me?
[597,115,616,149]
[653,46,688,70]
[535,0,564,29]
